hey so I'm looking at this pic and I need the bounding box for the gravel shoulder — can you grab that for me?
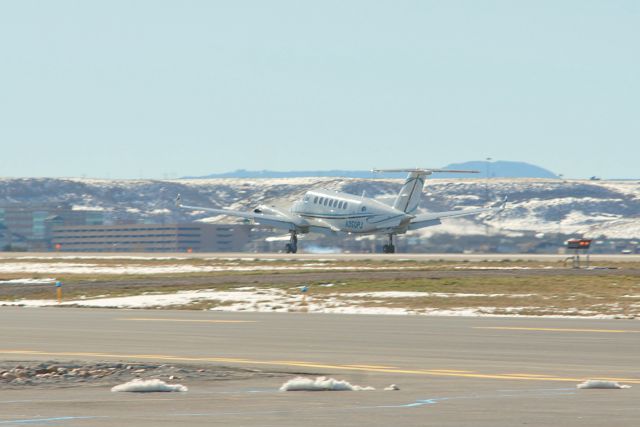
[0,360,290,390]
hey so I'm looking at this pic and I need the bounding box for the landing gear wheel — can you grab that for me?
[382,234,396,253]
[285,231,298,254]
[285,243,297,254]
[382,244,395,254]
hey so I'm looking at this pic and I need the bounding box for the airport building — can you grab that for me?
[51,222,251,252]
[0,204,104,251]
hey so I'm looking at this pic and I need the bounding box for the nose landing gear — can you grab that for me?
[285,231,298,254]
[382,234,395,254]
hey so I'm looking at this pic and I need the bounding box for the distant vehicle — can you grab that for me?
[621,249,633,255]
[177,168,506,253]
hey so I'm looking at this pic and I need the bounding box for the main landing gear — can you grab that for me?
[382,234,395,254]
[285,231,298,254]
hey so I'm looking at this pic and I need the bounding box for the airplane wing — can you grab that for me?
[176,195,301,231]
[408,197,507,230]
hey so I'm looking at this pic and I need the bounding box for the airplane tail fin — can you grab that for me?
[373,168,479,213]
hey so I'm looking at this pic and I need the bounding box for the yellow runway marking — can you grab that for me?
[502,373,555,377]
[475,327,640,334]
[118,318,256,324]
[344,364,398,369]
[1,349,638,384]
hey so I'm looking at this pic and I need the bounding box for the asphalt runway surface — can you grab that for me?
[1,308,639,426]
[1,252,639,262]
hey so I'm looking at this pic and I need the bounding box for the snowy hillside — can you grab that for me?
[0,177,639,239]
[185,161,558,179]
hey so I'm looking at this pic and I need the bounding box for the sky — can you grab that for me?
[0,1,638,179]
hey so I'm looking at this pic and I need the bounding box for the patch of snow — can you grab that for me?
[0,278,56,285]
[0,288,626,319]
[306,305,413,316]
[453,266,534,270]
[64,289,289,309]
[111,379,188,392]
[344,292,536,298]
[0,262,423,275]
[72,205,105,211]
[0,299,56,307]
[577,380,631,390]
[280,376,374,391]
[5,256,184,261]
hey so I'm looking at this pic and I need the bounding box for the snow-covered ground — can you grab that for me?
[280,376,375,391]
[0,287,628,319]
[0,262,421,275]
[111,379,188,393]
[0,278,56,285]
[345,291,537,298]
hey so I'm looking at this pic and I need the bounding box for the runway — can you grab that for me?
[1,251,639,262]
[1,308,638,426]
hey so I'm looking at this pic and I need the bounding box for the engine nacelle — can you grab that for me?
[253,205,280,215]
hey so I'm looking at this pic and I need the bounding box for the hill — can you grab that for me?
[186,161,558,179]
[0,177,638,240]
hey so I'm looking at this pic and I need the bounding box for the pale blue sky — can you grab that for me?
[1,1,638,179]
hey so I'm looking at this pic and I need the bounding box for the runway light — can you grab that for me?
[55,281,62,304]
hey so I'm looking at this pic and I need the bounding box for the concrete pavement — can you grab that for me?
[0,308,638,425]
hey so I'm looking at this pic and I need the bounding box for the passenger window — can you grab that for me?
[323,198,328,206]
[343,202,348,210]
[319,197,324,205]
[361,206,366,212]
[337,201,343,209]
[314,196,318,204]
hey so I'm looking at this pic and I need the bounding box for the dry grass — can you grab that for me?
[2,257,640,317]
[312,275,640,317]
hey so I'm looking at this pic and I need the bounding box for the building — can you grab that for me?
[51,222,251,252]
[0,204,104,251]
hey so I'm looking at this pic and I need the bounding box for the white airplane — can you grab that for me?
[177,168,506,253]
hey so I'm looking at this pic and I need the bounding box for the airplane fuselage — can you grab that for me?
[289,189,412,235]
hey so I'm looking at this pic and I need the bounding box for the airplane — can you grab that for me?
[176,168,506,253]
